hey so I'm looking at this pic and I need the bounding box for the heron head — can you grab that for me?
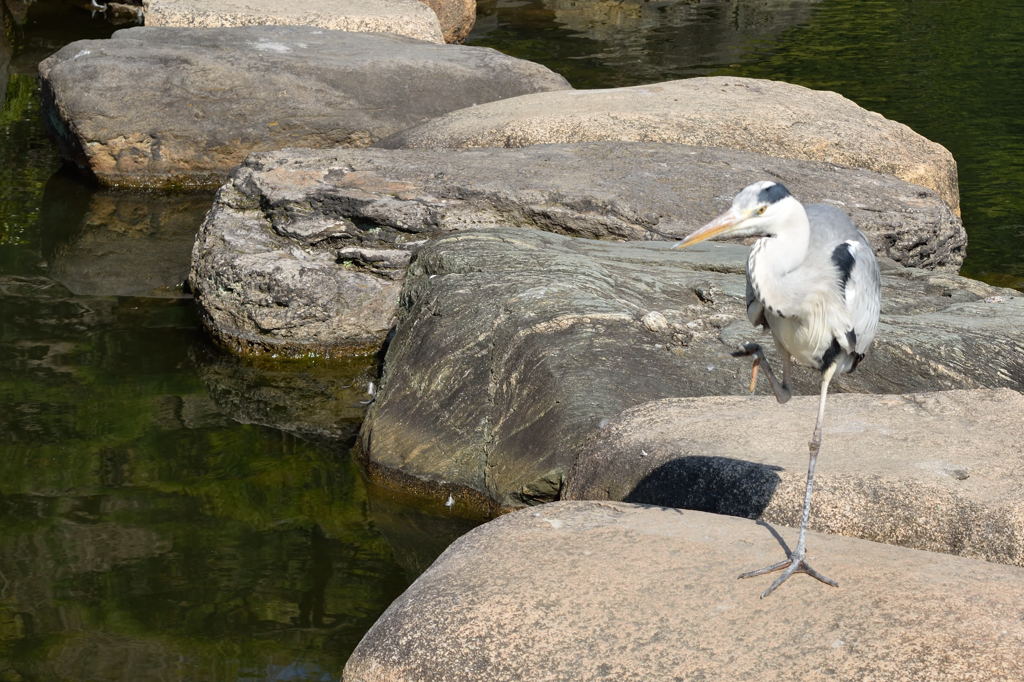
[674,181,796,248]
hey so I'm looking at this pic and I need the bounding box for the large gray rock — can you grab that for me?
[143,0,445,43]
[38,26,569,189]
[379,77,961,213]
[360,228,1023,516]
[344,502,1024,682]
[190,143,963,356]
[566,388,1024,566]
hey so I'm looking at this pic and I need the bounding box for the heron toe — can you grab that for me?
[739,555,839,599]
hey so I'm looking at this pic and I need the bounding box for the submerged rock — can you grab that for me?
[38,26,569,188]
[379,76,961,213]
[360,228,1023,517]
[190,143,963,356]
[344,502,1024,682]
[143,0,445,43]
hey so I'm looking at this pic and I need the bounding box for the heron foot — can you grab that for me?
[738,554,838,599]
[730,343,791,403]
[731,342,765,359]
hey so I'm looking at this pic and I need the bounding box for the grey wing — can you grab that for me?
[807,204,881,357]
[843,234,881,355]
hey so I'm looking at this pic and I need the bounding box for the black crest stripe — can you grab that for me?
[757,182,791,205]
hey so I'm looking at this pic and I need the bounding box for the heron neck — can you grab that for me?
[762,202,810,274]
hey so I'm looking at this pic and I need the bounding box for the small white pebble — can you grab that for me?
[641,311,669,332]
[640,449,649,458]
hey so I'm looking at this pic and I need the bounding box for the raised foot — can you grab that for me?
[738,556,839,599]
[731,342,765,360]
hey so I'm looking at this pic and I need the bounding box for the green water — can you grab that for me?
[469,0,1024,289]
[2,0,1023,679]
[1,4,475,680]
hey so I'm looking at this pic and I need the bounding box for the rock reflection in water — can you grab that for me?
[39,170,214,298]
[471,0,821,86]
[195,350,378,446]
[0,275,473,680]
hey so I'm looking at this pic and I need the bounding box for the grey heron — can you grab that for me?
[675,181,881,598]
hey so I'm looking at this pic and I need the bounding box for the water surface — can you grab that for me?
[1,4,476,680]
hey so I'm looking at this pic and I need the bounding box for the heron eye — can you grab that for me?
[756,206,767,216]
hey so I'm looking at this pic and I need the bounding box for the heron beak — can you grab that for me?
[673,208,744,249]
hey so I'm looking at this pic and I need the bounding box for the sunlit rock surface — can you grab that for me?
[360,228,1023,520]
[566,388,1024,566]
[189,143,963,357]
[344,502,1024,682]
[38,26,569,188]
[420,0,476,42]
[379,76,961,213]
[144,0,445,43]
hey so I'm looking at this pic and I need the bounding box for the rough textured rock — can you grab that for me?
[143,0,445,43]
[344,502,1024,682]
[379,77,961,213]
[360,228,1023,514]
[566,388,1024,566]
[38,26,569,189]
[190,143,963,356]
[419,0,474,42]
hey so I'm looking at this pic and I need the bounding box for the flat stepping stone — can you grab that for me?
[38,26,569,188]
[144,0,445,43]
[344,502,1024,681]
[567,388,1024,566]
[189,142,964,355]
[360,228,1023,518]
[379,76,961,213]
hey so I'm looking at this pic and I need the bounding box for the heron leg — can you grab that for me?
[739,365,839,598]
[732,343,791,404]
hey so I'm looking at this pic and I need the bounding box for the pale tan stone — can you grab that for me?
[418,0,475,42]
[567,388,1024,566]
[344,501,1024,681]
[143,0,445,43]
[380,77,961,212]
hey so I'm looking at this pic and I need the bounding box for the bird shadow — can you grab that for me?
[623,455,783,520]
